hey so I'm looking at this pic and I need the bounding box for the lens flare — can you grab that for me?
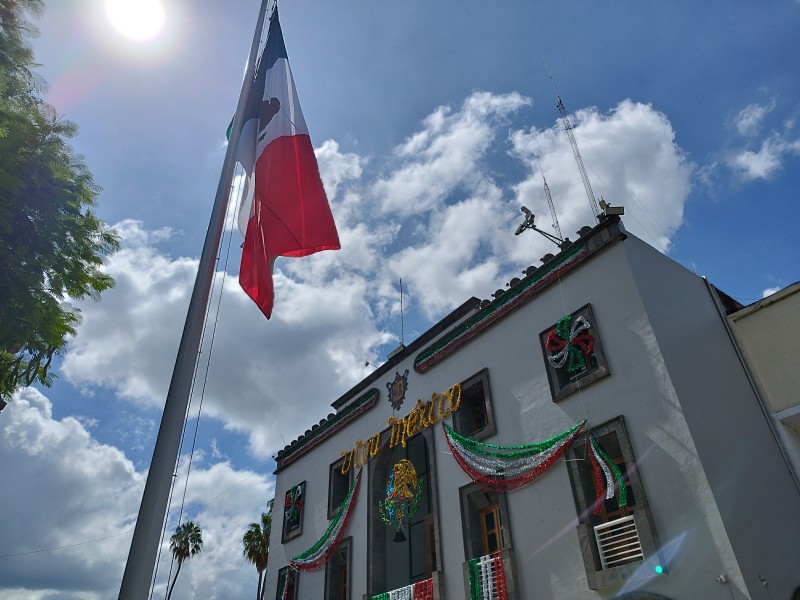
[105,0,165,41]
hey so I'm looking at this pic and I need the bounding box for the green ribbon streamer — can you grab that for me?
[590,433,628,508]
[291,470,360,562]
[444,421,586,459]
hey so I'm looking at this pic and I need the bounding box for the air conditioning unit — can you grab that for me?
[594,515,644,569]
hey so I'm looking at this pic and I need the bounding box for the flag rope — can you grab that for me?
[153,171,244,600]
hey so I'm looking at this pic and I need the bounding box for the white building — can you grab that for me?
[264,216,800,600]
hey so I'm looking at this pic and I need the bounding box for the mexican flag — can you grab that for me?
[235,8,339,319]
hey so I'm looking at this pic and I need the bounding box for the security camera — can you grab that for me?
[716,574,728,584]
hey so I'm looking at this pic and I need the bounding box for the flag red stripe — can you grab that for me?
[239,134,339,319]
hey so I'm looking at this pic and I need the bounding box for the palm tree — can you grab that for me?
[243,511,272,600]
[166,521,203,600]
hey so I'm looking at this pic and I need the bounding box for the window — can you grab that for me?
[459,483,511,560]
[328,458,351,519]
[324,537,351,600]
[479,504,502,555]
[540,304,609,401]
[406,433,434,582]
[459,484,518,599]
[276,566,298,600]
[452,368,496,440]
[281,481,305,543]
[367,428,440,597]
[565,417,661,589]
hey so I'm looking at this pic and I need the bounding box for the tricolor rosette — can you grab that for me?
[545,314,594,373]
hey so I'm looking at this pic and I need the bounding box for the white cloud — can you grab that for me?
[762,286,781,298]
[0,389,272,600]
[61,220,197,406]
[388,182,514,317]
[58,96,695,462]
[729,134,800,181]
[316,139,364,201]
[734,99,776,137]
[510,100,693,252]
[60,220,391,459]
[374,91,531,216]
[0,388,140,598]
[726,99,800,182]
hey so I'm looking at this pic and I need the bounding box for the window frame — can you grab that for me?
[458,482,513,561]
[539,303,609,401]
[275,565,298,600]
[328,457,352,520]
[452,368,496,441]
[565,416,662,589]
[479,503,502,555]
[281,481,306,544]
[366,427,442,597]
[324,536,351,600]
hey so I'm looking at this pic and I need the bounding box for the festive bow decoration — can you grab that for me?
[545,314,594,373]
[284,483,303,524]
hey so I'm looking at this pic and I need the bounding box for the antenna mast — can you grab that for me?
[556,95,600,221]
[399,278,404,346]
[538,159,563,241]
[545,64,600,222]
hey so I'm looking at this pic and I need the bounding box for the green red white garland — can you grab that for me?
[370,578,434,600]
[443,421,586,492]
[468,551,508,600]
[289,469,362,571]
[587,431,627,513]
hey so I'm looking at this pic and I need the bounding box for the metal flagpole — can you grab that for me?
[118,1,270,597]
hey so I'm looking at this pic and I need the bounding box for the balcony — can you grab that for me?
[370,577,434,600]
[463,549,517,600]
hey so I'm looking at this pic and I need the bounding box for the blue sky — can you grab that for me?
[2,0,799,598]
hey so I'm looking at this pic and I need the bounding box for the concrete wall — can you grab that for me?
[422,238,747,600]
[728,284,800,483]
[728,283,800,413]
[625,236,800,599]
[264,231,800,600]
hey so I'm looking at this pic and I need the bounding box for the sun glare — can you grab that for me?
[105,0,165,41]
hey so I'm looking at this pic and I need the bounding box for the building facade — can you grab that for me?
[264,217,800,600]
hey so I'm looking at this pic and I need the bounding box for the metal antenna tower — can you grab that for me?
[538,159,563,241]
[545,65,600,221]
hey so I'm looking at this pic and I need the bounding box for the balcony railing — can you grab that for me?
[370,577,434,600]
[466,551,509,600]
[594,515,644,569]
